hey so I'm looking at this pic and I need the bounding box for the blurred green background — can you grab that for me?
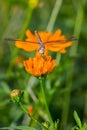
[0,0,87,130]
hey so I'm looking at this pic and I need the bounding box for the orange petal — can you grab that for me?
[45,41,72,52]
[38,32,52,42]
[15,41,39,51]
[48,29,62,41]
[26,30,37,42]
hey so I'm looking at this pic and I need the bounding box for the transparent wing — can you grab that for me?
[44,36,77,44]
[5,38,39,51]
[4,38,39,44]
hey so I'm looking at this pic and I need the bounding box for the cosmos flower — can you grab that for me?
[15,29,72,54]
[23,52,56,77]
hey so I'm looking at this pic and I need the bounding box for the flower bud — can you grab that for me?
[10,89,23,103]
[42,121,50,128]
[29,0,39,9]
[28,105,33,115]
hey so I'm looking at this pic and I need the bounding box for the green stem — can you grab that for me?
[60,0,84,130]
[46,0,63,32]
[39,76,54,128]
[19,102,48,130]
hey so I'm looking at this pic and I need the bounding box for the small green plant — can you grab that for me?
[72,111,87,130]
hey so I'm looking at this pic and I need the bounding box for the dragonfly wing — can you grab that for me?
[15,41,39,51]
[45,40,72,53]
[44,28,73,50]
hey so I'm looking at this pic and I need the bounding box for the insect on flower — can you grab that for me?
[5,29,77,54]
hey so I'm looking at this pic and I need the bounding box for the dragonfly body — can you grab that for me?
[34,31,45,54]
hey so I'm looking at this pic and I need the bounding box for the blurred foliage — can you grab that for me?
[0,0,87,130]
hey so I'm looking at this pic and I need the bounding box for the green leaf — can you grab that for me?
[14,126,37,130]
[0,126,38,130]
[73,111,82,128]
[83,123,87,130]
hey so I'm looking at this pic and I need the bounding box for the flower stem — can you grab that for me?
[39,76,54,128]
[18,101,49,130]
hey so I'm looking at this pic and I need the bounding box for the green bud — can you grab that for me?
[10,89,23,103]
[42,121,50,128]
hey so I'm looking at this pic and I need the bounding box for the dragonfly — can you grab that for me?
[5,30,77,54]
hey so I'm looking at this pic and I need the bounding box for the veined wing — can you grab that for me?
[43,36,77,53]
[5,38,39,44]
[44,36,77,44]
[5,38,39,51]
[5,36,77,52]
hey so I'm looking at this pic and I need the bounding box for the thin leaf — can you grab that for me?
[73,111,82,128]
[0,126,37,130]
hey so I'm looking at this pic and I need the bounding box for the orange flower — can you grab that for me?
[15,29,72,54]
[28,105,33,115]
[23,52,56,77]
